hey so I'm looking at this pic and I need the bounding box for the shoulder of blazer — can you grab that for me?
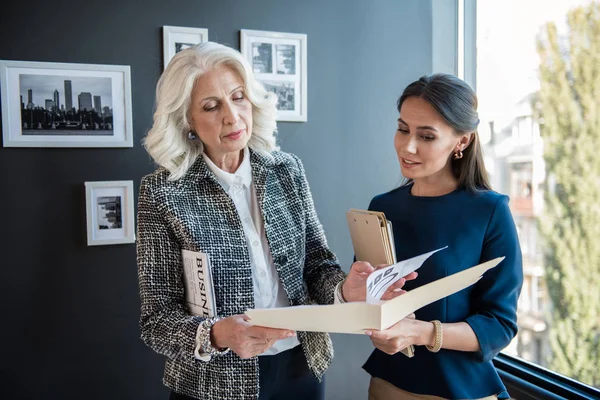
[251,149,303,176]
[267,150,299,165]
[140,167,166,188]
[140,167,175,192]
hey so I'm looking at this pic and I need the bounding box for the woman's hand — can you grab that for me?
[365,314,428,355]
[211,314,295,359]
[342,261,418,302]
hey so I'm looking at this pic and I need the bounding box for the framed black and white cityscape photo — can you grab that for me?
[84,180,135,246]
[162,25,209,69]
[240,29,307,122]
[0,60,133,148]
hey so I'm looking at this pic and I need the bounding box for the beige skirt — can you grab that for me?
[368,377,497,400]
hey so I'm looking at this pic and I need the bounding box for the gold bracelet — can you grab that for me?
[425,320,443,353]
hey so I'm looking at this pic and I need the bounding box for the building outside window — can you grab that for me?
[477,0,600,389]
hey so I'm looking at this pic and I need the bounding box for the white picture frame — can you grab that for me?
[85,180,135,246]
[163,25,209,69]
[240,29,307,122]
[0,60,133,148]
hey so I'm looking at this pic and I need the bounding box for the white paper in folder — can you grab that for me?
[245,257,504,334]
[366,246,448,304]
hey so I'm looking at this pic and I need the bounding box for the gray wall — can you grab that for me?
[0,1,459,399]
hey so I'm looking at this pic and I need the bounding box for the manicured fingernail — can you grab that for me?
[365,330,372,336]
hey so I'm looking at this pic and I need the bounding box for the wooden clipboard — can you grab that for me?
[346,209,396,266]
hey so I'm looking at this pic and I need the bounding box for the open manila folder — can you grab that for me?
[246,257,503,349]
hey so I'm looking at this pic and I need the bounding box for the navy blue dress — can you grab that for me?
[363,184,523,399]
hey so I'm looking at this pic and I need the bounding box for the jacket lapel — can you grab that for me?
[250,150,284,262]
[250,149,276,219]
[181,153,222,188]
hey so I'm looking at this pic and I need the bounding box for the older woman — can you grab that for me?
[137,42,405,400]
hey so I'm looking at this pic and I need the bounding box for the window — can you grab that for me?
[477,0,600,390]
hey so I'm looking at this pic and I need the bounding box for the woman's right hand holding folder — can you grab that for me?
[341,261,419,302]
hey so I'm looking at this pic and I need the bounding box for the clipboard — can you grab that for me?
[346,209,396,266]
[346,209,414,357]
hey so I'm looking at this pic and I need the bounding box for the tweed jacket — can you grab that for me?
[137,149,346,400]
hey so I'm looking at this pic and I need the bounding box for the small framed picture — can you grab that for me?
[85,180,135,246]
[163,25,209,69]
[240,29,307,122]
[0,60,133,148]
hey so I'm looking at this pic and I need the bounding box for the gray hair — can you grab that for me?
[143,42,279,180]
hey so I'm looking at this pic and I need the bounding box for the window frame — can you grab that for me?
[493,354,600,399]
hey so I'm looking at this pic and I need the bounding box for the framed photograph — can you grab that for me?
[163,25,209,69]
[85,180,135,246]
[240,29,307,122]
[0,60,133,148]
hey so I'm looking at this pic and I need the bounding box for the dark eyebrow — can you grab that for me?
[397,118,438,132]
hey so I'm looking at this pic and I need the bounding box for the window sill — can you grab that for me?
[494,353,600,399]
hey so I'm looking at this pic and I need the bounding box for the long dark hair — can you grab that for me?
[397,73,491,192]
